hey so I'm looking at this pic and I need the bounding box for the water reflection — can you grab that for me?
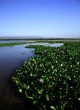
[26,42,64,47]
[0,44,34,110]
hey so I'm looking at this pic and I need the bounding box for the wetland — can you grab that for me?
[0,39,80,110]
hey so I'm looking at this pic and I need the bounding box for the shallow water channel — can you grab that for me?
[0,44,35,110]
[0,43,63,110]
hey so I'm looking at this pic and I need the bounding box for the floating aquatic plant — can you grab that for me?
[12,42,80,110]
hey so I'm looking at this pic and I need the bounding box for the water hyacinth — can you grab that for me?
[38,78,44,84]
[12,42,80,110]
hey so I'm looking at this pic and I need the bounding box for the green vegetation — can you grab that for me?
[0,39,80,47]
[35,39,80,43]
[0,42,27,47]
[12,41,80,110]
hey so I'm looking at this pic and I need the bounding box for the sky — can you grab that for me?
[0,0,80,38]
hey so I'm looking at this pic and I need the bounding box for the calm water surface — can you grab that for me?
[26,42,63,47]
[0,44,34,110]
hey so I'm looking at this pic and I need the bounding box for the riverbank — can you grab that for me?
[0,42,28,47]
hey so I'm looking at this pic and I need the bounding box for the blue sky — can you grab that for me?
[0,0,80,38]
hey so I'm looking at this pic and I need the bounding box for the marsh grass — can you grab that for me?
[0,42,27,47]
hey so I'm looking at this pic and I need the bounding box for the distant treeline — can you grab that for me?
[0,37,80,40]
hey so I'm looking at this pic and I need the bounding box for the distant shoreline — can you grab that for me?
[0,37,80,40]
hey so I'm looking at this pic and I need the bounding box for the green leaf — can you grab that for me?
[45,94,49,101]
[26,96,33,100]
[50,106,56,110]
[38,89,43,94]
